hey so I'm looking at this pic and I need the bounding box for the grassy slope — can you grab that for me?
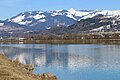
[0,54,37,80]
[0,54,57,80]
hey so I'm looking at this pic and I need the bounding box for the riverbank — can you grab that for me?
[1,32,120,44]
[1,39,120,44]
[0,54,57,80]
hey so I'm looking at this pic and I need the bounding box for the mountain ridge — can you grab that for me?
[6,8,120,29]
[0,8,120,33]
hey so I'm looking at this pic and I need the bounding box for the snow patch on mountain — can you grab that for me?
[11,15,25,23]
[90,26,104,32]
[51,12,63,16]
[68,8,91,17]
[80,14,95,20]
[0,23,4,26]
[39,19,46,22]
[68,8,76,14]
[33,14,46,20]
[98,10,120,16]
[19,21,32,25]
[56,9,64,12]
[66,13,77,20]
[46,27,51,30]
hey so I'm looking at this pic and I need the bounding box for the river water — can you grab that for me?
[0,44,120,80]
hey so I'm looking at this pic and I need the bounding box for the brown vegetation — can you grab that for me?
[1,33,120,44]
[0,54,57,80]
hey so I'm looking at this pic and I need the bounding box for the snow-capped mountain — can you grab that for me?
[5,8,120,30]
[66,14,120,33]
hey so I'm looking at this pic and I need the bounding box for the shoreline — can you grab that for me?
[1,39,120,44]
[0,54,57,80]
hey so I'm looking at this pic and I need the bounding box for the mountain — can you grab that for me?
[67,14,120,33]
[41,14,120,35]
[7,8,120,30]
[0,8,119,36]
[0,20,26,31]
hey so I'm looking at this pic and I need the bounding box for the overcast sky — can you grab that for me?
[0,0,120,20]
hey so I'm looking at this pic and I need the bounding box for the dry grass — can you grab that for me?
[0,54,57,80]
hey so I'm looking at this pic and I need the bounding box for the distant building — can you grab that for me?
[0,37,3,40]
[18,38,26,40]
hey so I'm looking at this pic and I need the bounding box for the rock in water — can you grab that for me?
[37,72,57,80]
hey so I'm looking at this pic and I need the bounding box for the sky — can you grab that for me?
[0,0,120,20]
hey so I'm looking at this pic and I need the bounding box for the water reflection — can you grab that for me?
[0,44,120,71]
